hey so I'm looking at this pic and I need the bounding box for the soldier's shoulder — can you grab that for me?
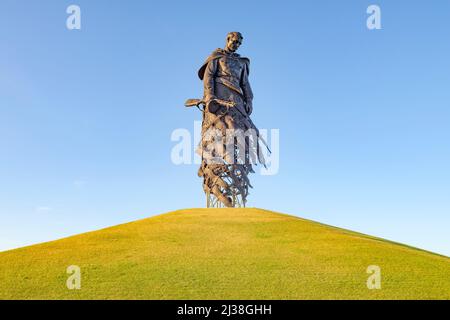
[209,48,225,58]
[240,56,250,63]
[201,49,225,64]
[238,56,250,68]
[198,49,224,80]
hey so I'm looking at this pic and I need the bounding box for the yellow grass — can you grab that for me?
[0,208,449,299]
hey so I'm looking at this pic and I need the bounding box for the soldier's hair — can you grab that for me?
[227,32,243,42]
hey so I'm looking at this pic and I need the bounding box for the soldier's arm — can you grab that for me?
[203,59,217,102]
[241,62,253,114]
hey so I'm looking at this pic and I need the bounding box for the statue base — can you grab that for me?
[206,190,246,208]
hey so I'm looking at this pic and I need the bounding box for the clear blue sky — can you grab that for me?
[1,0,449,256]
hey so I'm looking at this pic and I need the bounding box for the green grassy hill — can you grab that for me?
[1,208,449,299]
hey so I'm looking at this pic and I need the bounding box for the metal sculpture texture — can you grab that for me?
[185,32,269,207]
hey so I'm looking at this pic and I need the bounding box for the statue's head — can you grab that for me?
[225,32,243,52]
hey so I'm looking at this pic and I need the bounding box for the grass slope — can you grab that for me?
[0,208,449,300]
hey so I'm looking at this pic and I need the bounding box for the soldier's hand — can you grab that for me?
[245,102,253,115]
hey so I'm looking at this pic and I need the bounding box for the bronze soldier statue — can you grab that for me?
[186,32,268,207]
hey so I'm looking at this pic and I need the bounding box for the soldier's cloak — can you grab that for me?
[197,48,250,80]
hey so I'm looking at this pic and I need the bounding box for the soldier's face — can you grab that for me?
[226,36,242,52]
